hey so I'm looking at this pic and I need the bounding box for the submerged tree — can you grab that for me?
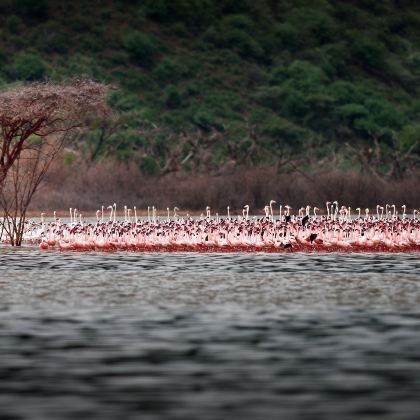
[0,136,61,245]
[0,80,111,245]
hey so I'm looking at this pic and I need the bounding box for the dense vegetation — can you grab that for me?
[0,0,419,179]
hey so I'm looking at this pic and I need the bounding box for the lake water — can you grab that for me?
[0,248,419,419]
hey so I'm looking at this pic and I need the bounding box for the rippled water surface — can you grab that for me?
[0,248,419,419]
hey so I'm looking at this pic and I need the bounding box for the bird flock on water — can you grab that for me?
[15,200,420,252]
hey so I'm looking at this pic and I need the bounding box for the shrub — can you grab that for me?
[253,86,283,111]
[5,15,23,33]
[0,49,7,70]
[61,54,104,80]
[396,124,420,154]
[281,87,310,118]
[69,16,91,32]
[109,91,143,112]
[350,35,387,69]
[171,22,190,37]
[220,0,252,14]
[337,103,369,122]
[316,43,350,77]
[220,14,254,31]
[333,3,370,28]
[211,28,264,61]
[63,150,77,166]
[384,34,410,54]
[283,60,329,89]
[111,67,153,90]
[202,92,244,118]
[336,97,404,143]
[7,52,49,81]
[272,22,299,50]
[162,111,189,130]
[140,155,159,175]
[108,50,129,65]
[408,52,420,75]
[36,22,69,53]
[287,7,338,46]
[259,115,309,147]
[14,0,49,19]
[363,98,405,130]
[123,31,157,66]
[329,81,371,105]
[164,85,182,108]
[191,109,221,131]
[271,60,329,91]
[153,57,189,82]
[145,0,216,32]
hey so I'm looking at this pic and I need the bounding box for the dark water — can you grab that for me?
[0,249,419,420]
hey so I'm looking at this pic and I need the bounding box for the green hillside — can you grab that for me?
[0,0,419,178]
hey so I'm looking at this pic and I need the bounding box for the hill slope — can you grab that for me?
[0,0,419,178]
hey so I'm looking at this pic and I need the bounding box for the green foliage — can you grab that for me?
[123,31,157,66]
[109,91,143,112]
[140,156,159,175]
[397,124,420,154]
[191,109,222,131]
[0,0,418,174]
[287,7,338,46]
[220,14,254,31]
[63,151,77,166]
[253,86,283,111]
[14,0,49,19]
[316,43,350,77]
[27,135,43,146]
[5,15,23,33]
[337,103,369,122]
[59,54,104,80]
[350,34,387,69]
[272,23,299,50]
[145,0,216,32]
[69,16,91,32]
[408,52,420,75]
[272,60,329,90]
[36,21,69,53]
[170,22,190,38]
[164,85,182,108]
[260,115,309,147]
[204,25,264,61]
[7,52,49,81]
[0,49,7,70]
[153,57,189,82]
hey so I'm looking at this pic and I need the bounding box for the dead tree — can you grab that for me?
[0,80,110,245]
[0,136,65,245]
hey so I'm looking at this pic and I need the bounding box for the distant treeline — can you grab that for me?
[30,160,419,212]
[1,0,419,178]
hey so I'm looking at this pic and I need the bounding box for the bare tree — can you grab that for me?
[0,80,110,245]
[0,135,66,245]
[0,80,110,189]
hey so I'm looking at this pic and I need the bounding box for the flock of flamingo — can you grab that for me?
[16,201,420,253]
